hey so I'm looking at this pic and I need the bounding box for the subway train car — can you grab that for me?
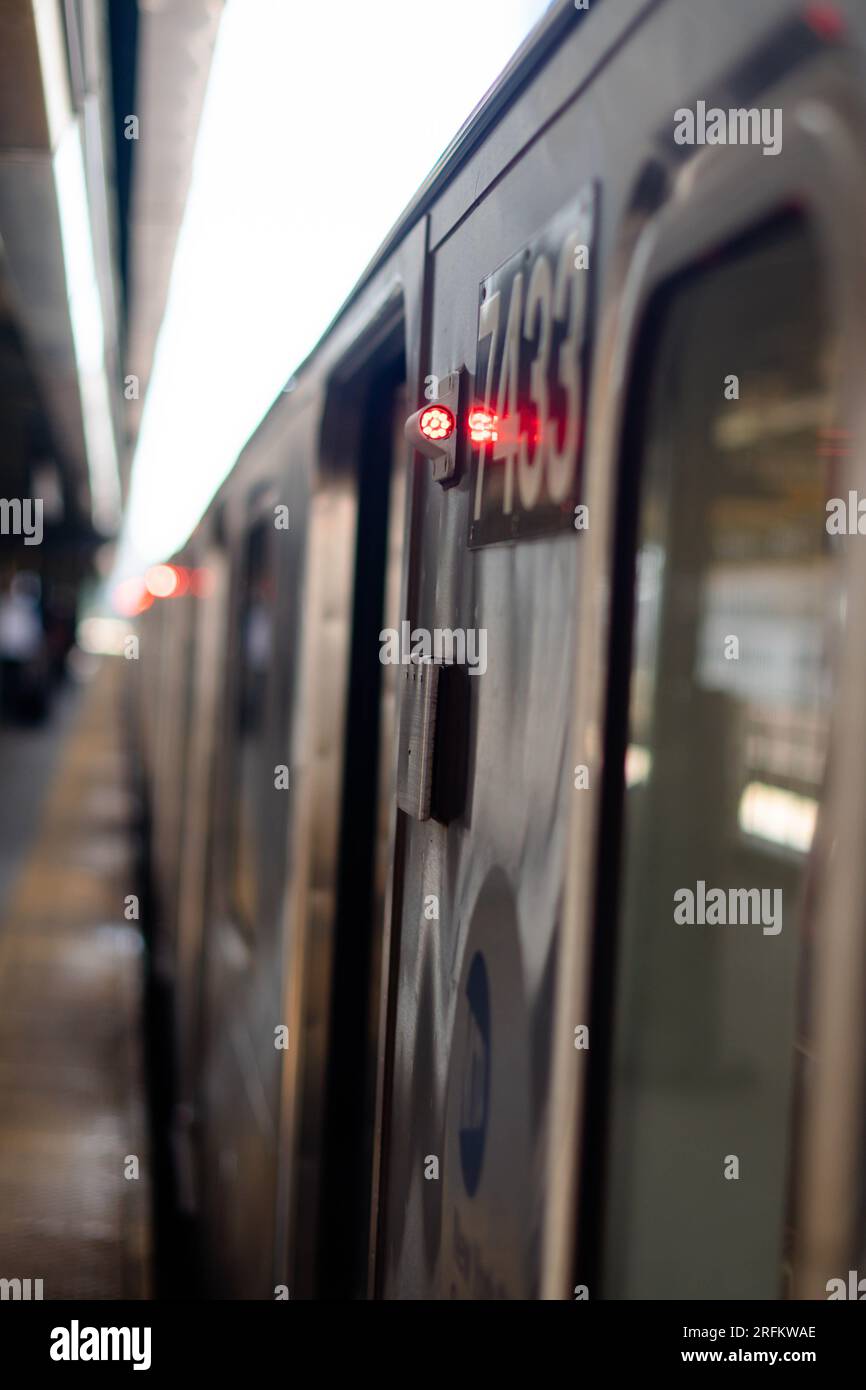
[135,0,866,1299]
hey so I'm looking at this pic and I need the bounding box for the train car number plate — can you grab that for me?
[468,183,596,548]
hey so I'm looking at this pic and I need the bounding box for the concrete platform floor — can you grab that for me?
[0,659,150,1299]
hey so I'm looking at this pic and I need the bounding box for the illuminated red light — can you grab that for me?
[419,405,455,442]
[171,566,191,597]
[113,576,153,617]
[803,4,846,41]
[468,408,499,444]
[145,563,180,599]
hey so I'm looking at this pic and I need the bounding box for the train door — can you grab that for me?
[275,303,412,1300]
[373,150,598,1299]
[551,57,866,1301]
[144,563,201,1289]
[316,349,408,1299]
[150,584,197,981]
[173,542,229,1214]
[198,485,291,1297]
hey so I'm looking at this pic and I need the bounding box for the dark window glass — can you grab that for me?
[600,220,842,1299]
[231,520,275,935]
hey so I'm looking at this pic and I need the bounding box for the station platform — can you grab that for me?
[0,659,151,1299]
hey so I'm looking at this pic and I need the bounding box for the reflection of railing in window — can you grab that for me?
[743,703,826,791]
[736,703,825,857]
[696,563,834,708]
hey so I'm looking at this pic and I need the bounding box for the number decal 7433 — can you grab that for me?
[468,183,596,548]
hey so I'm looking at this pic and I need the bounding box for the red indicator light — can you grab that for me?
[419,405,455,442]
[113,576,153,617]
[803,4,845,41]
[468,408,499,444]
[145,563,180,599]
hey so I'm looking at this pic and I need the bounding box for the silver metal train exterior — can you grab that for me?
[134,0,866,1299]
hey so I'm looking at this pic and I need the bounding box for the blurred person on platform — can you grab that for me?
[0,573,48,724]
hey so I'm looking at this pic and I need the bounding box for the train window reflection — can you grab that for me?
[232,519,275,936]
[600,218,842,1299]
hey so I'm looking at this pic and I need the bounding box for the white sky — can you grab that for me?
[118,0,553,579]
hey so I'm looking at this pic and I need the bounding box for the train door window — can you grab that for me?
[316,347,407,1298]
[231,517,276,936]
[597,217,842,1298]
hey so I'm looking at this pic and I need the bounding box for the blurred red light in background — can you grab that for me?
[419,405,455,441]
[171,566,191,597]
[113,576,153,617]
[803,4,846,40]
[468,408,498,444]
[189,567,215,599]
[145,564,180,598]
